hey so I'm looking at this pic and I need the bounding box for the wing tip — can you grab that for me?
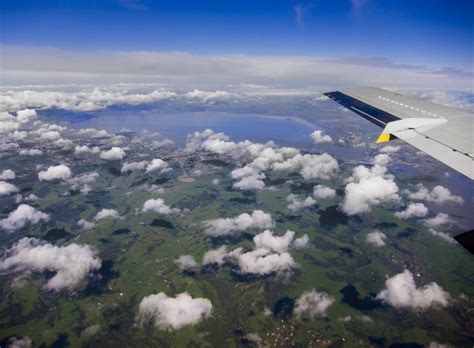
[454,230,474,254]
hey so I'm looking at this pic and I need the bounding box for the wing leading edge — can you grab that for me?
[324,87,474,180]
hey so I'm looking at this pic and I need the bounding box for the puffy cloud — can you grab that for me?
[372,154,391,166]
[38,164,72,181]
[253,230,295,253]
[294,289,335,318]
[310,130,332,144]
[100,147,126,160]
[293,234,310,249]
[0,204,49,232]
[379,145,400,153]
[67,172,99,188]
[121,161,148,173]
[95,208,121,221]
[232,173,266,191]
[137,292,212,329]
[4,336,32,348]
[77,128,108,138]
[19,149,43,156]
[175,255,198,271]
[203,210,273,237]
[0,181,19,196]
[0,169,16,180]
[77,219,96,230]
[16,109,37,123]
[427,229,456,244]
[406,184,463,204]
[0,237,101,291]
[286,194,316,211]
[10,130,28,140]
[74,145,101,155]
[341,164,400,215]
[366,230,387,246]
[202,246,230,266]
[424,213,451,227]
[376,270,450,309]
[272,153,339,180]
[236,248,297,276]
[313,184,336,199]
[185,89,233,103]
[39,130,61,141]
[1,88,176,113]
[142,198,180,215]
[146,158,169,173]
[395,203,429,220]
[150,139,174,148]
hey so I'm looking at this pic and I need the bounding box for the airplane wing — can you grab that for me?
[324,87,474,180]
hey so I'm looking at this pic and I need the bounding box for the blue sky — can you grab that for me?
[1,0,472,69]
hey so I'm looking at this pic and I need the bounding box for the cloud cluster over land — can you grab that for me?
[366,230,387,246]
[294,289,335,318]
[203,210,273,236]
[38,164,72,181]
[0,204,49,232]
[142,198,180,215]
[341,164,400,215]
[310,130,332,144]
[94,208,121,221]
[395,203,429,219]
[376,270,450,309]
[137,292,213,329]
[0,237,101,290]
[406,184,463,204]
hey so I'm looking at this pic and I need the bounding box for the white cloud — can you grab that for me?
[376,270,450,309]
[77,128,108,138]
[142,198,180,215]
[202,246,230,266]
[77,219,96,230]
[424,213,451,227]
[185,89,233,103]
[232,173,266,191]
[94,208,121,221]
[0,204,49,232]
[38,164,72,181]
[379,145,400,153]
[100,147,126,160]
[366,230,387,247]
[137,292,212,329]
[341,164,400,215]
[372,154,391,166]
[4,336,32,348]
[0,237,101,291]
[310,130,332,144]
[427,229,456,244]
[395,203,429,219]
[1,87,176,113]
[121,161,148,173]
[0,169,16,180]
[0,181,19,196]
[146,158,169,173]
[74,145,101,155]
[16,109,37,123]
[236,248,297,276]
[10,130,28,140]
[406,184,463,204]
[294,289,335,318]
[253,230,295,253]
[272,153,339,180]
[67,172,99,188]
[175,255,198,271]
[286,194,316,211]
[39,130,61,141]
[293,234,310,249]
[19,149,43,156]
[203,210,273,237]
[313,184,336,199]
